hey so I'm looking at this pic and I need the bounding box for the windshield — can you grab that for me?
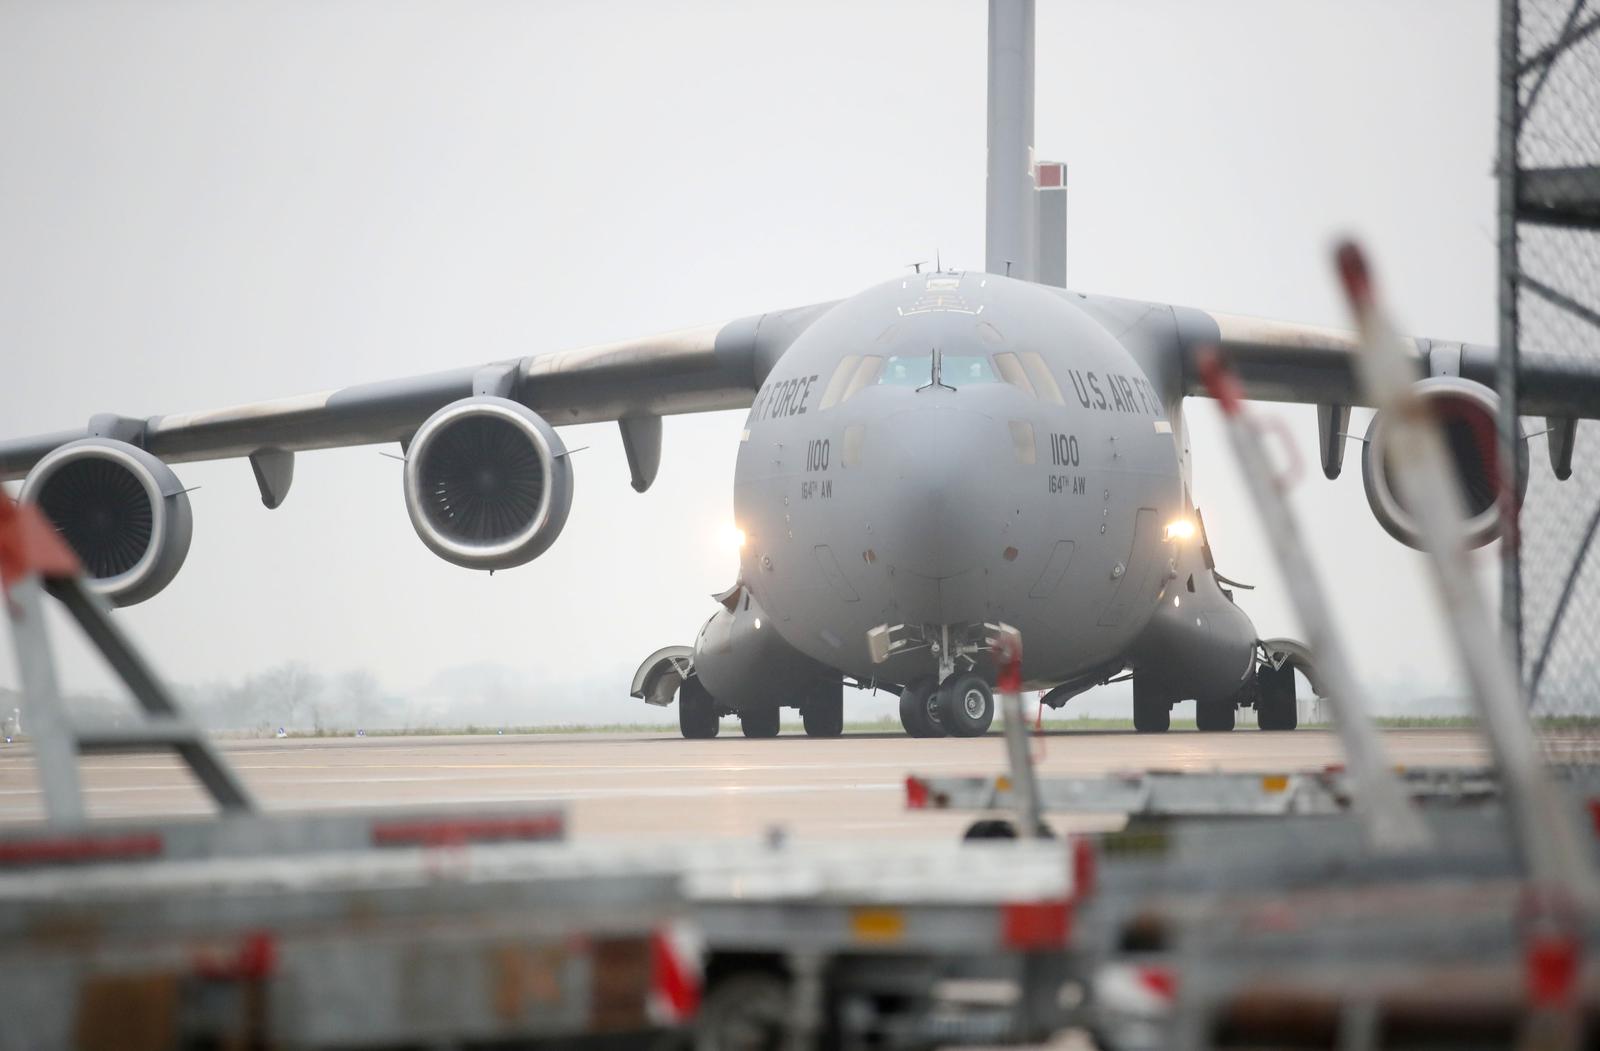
[877,353,1001,388]
[818,351,1006,409]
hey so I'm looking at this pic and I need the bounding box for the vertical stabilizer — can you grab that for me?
[986,0,1036,281]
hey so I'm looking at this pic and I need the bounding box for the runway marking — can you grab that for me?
[0,781,902,801]
[0,731,1493,838]
[0,784,196,796]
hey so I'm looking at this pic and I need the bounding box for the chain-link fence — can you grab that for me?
[1503,0,1600,758]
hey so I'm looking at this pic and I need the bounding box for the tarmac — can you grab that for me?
[0,727,1489,840]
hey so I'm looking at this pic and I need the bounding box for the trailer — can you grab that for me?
[678,837,1086,1049]
[0,807,700,1051]
[0,809,1096,1051]
[0,488,1099,1050]
[906,766,1506,824]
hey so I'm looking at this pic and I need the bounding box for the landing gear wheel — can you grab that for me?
[1195,696,1237,733]
[695,971,790,1051]
[801,682,844,737]
[678,676,720,739]
[898,677,945,738]
[1257,662,1298,731]
[963,818,1018,840]
[1132,677,1171,734]
[962,818,1056,840]
[938,674,995,737]
[738,704,781,738]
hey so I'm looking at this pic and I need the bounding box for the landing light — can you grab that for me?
[1163,518,1195,542]
[721,524,747,550]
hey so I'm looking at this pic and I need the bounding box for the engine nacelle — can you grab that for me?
[403,397,573,570]
[1361,377,1526,550]
[19,438,193,606]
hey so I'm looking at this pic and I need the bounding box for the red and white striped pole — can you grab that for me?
[0,490,88,823]
[1196,336,1428,853]
[992,624,1046,839]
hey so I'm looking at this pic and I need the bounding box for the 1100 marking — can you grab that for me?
[1050,433,1080,467]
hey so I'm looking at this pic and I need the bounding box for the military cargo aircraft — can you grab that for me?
[3,2,1594,739]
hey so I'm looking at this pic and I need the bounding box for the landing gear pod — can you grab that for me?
[19,438,193,607]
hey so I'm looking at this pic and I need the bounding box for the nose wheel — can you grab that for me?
[898,677,946,738]
[899,674,995,737]
[936,673,995,737]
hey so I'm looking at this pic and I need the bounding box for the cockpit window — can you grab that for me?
[821,351,1003,408]
[994,352,1035,397]
[1021,351,1066,406]
[878,354,926,386]
[817,354,862,411]
[942,354,999,384]
[818,355,888,410]
[994,350,1066,405]
[839,355,884,402]
[876,353,1000,388]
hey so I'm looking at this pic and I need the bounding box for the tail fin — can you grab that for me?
[986,2,1067,288]
[985,0,1036,281]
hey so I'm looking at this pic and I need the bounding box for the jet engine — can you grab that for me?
[1361,377,1525,550]
[18,438,193,606]
[403,397,573,570]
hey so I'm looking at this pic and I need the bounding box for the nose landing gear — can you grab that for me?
[938,673,996,736]
[897,674,995,737]
[885,623,1014,738]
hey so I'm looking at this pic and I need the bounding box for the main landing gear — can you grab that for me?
[800,681,845,737]
[898,673,996,738]
[676,675,845,739]
[679,676,720,739]
[1130,649,1306,734]
[1256,660,1298,731]
[1134,676,1240,734]
[1132,677,1170,734]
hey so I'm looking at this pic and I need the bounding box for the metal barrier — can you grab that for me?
[0,490,254,822]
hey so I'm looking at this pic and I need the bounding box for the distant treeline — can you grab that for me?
[0,660,676,736]
[1,664,409,735]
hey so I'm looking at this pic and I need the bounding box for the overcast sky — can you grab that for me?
[0,1,1501,722]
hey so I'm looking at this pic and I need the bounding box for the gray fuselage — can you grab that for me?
[728,270,1243,694]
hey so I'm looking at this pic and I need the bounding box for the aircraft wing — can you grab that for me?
[1168,305,1600,420]
[0,299,838,483]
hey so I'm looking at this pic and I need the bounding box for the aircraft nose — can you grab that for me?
[870,406,1014,603]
